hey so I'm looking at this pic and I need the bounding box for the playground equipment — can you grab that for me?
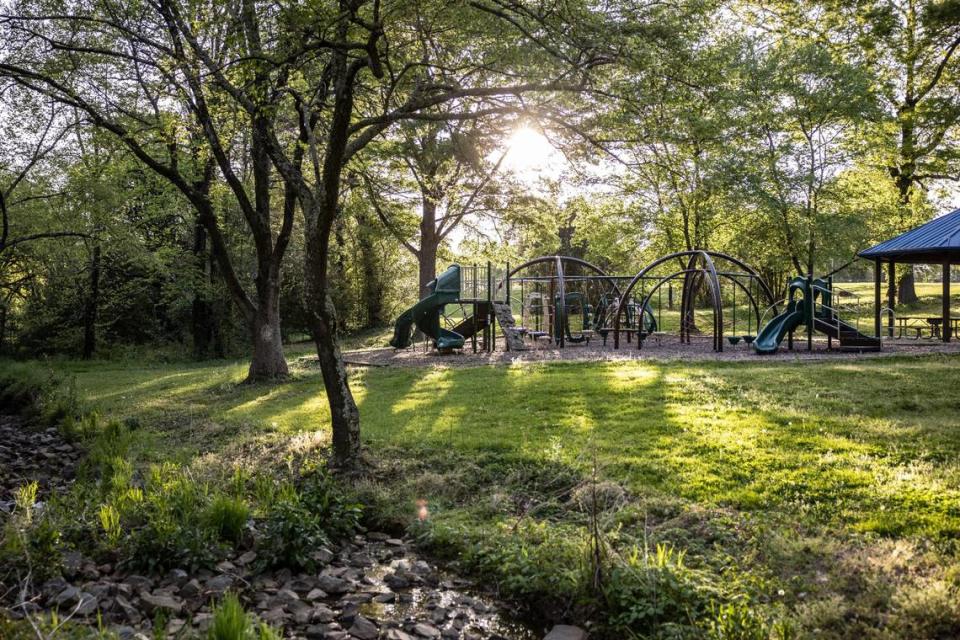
[390,251,776,354]
[612,250,778,352]
[390,264,505,352]
[753,276,881,354]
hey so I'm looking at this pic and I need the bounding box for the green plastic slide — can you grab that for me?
[753,298,806,354]
[390,265,466,351]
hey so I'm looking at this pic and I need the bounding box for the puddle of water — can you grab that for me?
[358,557,539,639]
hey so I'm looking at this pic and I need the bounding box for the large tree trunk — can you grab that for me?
[898,268,919,305]
[246,275,288,382]
[81,243,101,359]
[304,222,360,467]
[191,219,215,359]
[356,210,385,327]
[418,196,439,298]
[0,303,6,355]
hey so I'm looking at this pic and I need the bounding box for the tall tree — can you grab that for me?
[362,120,508,297]
[753,0,960,299]
[1,1,294,380]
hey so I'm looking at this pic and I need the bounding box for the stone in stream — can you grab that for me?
[544,625,589,640]
[317,574,351,594]
[306,587,328,602]
[179,578,202,599]
[349,614,379,640]
[413,622,442,638]
[311,604,337,623]
[139,591,183,615]
[385,630,416,640]
[205,573,234,594]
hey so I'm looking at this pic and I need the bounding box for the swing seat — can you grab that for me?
[742,335,756,345]
[727,336,742,345]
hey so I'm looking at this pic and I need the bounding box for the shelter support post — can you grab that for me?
[874,259,881,339]
[944,262,951,343]
[887,260,896,338]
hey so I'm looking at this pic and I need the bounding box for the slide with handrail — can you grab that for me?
[754,277,880,354]
[390,265,466,351]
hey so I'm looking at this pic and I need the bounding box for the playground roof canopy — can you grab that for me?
[859,207,960,264]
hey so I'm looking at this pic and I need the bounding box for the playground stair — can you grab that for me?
[493,302,526,351]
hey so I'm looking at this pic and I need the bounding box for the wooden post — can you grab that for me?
[887,260,896,337]
[874,258,882,339]
[944,262,951,343]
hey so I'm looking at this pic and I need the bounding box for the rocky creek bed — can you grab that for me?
[0,417,572,639]
[6,534,542,640]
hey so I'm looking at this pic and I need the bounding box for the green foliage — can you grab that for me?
[1,484,64,582]
[208,593,249,640]
[604,544,719,634]
[206,496,250,544]
[256,469,361,571]
[208,593,281,640]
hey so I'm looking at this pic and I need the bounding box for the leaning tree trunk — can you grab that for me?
[304,222,361,467]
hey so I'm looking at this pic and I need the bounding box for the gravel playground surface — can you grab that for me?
[335,334,960,369]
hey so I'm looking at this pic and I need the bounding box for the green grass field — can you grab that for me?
[31,346,960,638]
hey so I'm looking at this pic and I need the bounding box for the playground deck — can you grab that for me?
[340,334,960,369]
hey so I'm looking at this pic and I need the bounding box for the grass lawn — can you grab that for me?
[15,347,960,638]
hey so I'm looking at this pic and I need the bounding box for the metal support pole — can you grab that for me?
[887,260,896,338]
[874,258,881,339]
[944,262,951,342]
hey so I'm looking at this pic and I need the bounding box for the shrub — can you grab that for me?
[209,593,280,640]
[206,496,250,543]
[1,485,64,583]
[256,469,361,571]
[604,544,719,634]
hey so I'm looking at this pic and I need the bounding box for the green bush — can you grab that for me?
[206,496,250,543]
[1,484,64,582]
[256,468,361,571]
[604,544,719,635]
[0,362,80,427]
[208,593,280,640]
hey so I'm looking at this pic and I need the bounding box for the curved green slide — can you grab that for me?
[753,298,805,355]
[390,265,466,350]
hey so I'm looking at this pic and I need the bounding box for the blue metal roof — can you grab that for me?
[860,207,960,261]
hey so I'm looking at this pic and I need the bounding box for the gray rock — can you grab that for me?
[114,595,142,623]
[110,625,138,640]
[237,550,257,565]
[125,575,153,592]
[288,600,314,625]
[180,578,202,599]
[306,587,328,602]
[384,573,409,589]
[139,591,183,615]
[348,615,379,640]
[206,574,234,594]
[316,574,351,594]
[373,591,396,603]
[74,593,98,616]
[414,623,441,638]
[544,625,589,640]
[312,604,336,623]
[53,586,81,607]
[385,630,416,640]
[311,548,335,564]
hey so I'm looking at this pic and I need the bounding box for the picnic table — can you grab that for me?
[895,316,960,339]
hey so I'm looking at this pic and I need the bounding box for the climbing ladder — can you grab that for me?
[493,302,526,351]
